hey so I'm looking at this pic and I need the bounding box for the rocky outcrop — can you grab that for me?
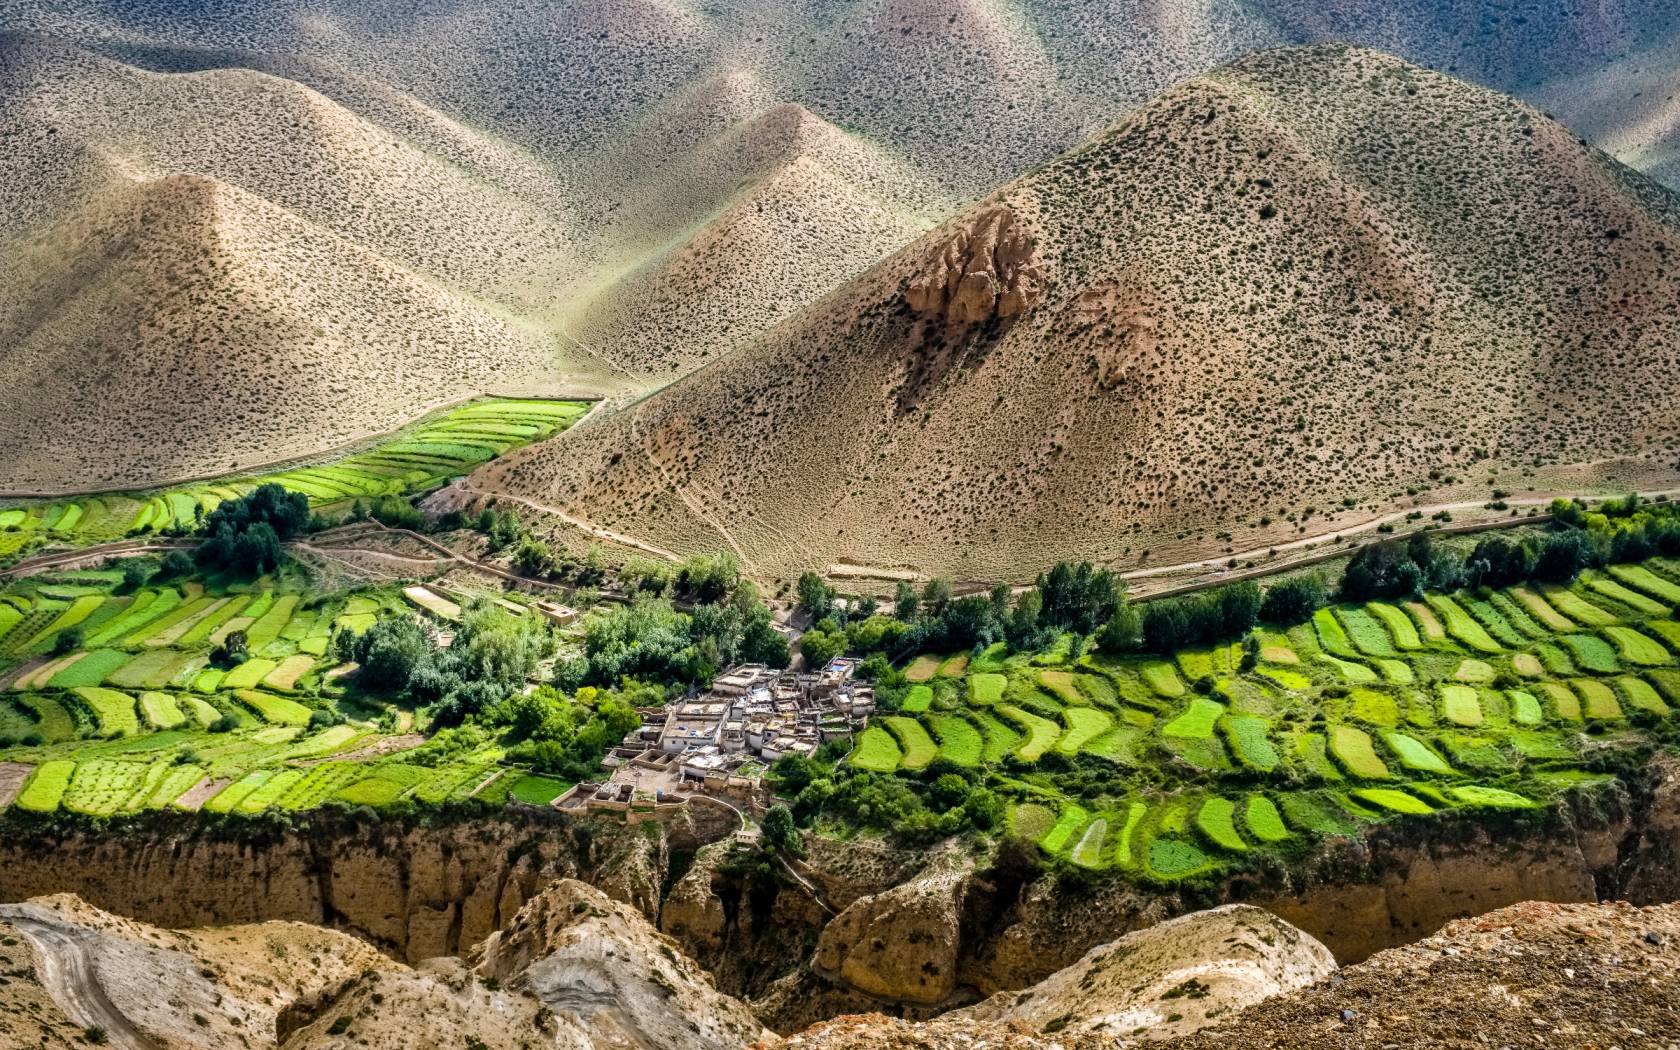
[906,206,1045,325]
[955,905,1335,1042]
[1159,900,1680,1049]
[473,879,772,1050]
[812,859,970,1006]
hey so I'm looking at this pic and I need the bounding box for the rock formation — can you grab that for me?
[811,860,969,1005]
[1158,900,1680,1049]
[905,206,1046,325]
[473,879,771,1050]
[954,905,1336,1041]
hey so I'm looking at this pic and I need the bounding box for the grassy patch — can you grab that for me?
[999,705,1061,761]
[969,673,1007,705]
[1222,715,1279,772]
[1056,707,1113,755]
[48,649,131,689]
[1141,661,1186,698]
[1608,565,1680,605]
[1439,685,1483,727]
[851,726,902,771]
[1162,697,1224,739]
[1602,627,1671,667]
[1560,635,1619,674]
[1571,678,1623,721]
[16,760,73,811]
[1426,595,1501,653]
[509,775,573,806]
[927,714,982,767]
[883,717,938,770]
[1244,796,1290,842]
[1329,725,1390,780]
[1382,732,1453,775]
[1353,788,1433,815]
[72,687,140,736]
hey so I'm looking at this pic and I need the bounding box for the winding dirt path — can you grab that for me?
[0,907,158,1049]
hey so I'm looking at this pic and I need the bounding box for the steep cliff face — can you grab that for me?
[5,761,1679,1035]
[812,860,969,1006]
[801,771,1676,1007]
[0,811,693,964]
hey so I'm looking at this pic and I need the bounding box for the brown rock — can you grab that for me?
[812,863,967,1006]
[906,206,1045,325]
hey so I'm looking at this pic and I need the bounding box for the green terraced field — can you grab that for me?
[886,558,1680,883]
[0,569,543,822]
[999,705,1061,760]
[927,714,983,766]
[1608,565,1680,605]
[851,725,902,771]
[883,716,938,770]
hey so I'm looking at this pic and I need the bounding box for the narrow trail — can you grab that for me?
[1123,487,1680,581]
[454,481,683,562]
[0,540,195,580]
[2,909,158,1050]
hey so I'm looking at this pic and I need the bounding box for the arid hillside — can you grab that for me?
[0,33,601,491]
[0,33,943,489]
[10,0,1679,194]
[484,45,1680,582]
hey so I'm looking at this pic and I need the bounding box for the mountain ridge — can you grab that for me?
[483,44,1680,580]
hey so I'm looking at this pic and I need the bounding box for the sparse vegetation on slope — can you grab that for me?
[490,46,1680,581]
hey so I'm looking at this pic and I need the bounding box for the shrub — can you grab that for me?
[1259,574,1325,625]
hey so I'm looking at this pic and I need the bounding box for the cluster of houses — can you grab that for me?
[553,658,875,815]
[647,658,874,778]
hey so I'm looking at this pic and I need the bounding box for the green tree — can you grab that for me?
[50,626,83,657]
[1259,574,1326,625]
[800,627,845,669]
[921,577,953,617]
[893,580,919,621]
[1094,603,1141,654]
[797,571,834,617]
[761,803,805,857]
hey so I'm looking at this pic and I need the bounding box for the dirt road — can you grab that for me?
[0,905,158,1049]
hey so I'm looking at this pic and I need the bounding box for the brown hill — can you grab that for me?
[12,0,1678,194]
[571,103,943,380]
[0,171,568,491]
[483,45,1680,582]
[1531,34,1680,191]
[0,34,950,485]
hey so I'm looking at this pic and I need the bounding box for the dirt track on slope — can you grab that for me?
[0,907,158,1049]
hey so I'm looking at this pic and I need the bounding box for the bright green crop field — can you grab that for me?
[852,560,1680,885]
[0,560,559,819]
[0,398,589,559]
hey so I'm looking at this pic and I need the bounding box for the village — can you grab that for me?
[553,657,874,817]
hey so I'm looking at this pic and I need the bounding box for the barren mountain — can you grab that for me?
[0,32,951,487]
[1531,34,1680,191]
[572,103,942,380]
[485,45,1680,581]
[0,165,571,492]
[11,0,1679,193]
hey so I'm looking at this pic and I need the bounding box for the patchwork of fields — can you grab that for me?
[0,567,560,817]
[0,399,588,557]
[865,559,1680,884]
